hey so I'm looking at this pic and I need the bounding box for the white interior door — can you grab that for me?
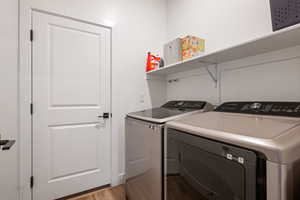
[32,11,111,200]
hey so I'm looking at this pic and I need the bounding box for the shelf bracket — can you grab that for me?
[204,64,218,86]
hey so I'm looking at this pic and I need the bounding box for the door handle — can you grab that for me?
[0,140,16,151]
[0,134,16,151]
[98,112,110,119]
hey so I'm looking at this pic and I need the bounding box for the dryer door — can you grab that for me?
[166,129,258,200]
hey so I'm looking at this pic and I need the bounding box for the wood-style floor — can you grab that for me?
[64,185,125,200]
[61,176,205,200]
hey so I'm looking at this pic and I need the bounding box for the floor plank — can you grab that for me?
[65,185,125,200]
[62,175,206,200]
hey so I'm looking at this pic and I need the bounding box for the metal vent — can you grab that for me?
[270,0,300,31]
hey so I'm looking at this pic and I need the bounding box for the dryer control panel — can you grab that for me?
[215,102,300,117]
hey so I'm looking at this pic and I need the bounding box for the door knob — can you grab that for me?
[0,138,16,151]
[98,112,110,119]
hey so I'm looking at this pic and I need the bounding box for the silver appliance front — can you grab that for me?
[266,161,300,200]
[125,100,214,200]
[125,117,163,200]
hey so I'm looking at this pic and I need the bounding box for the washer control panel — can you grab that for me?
[215,102,300,117]
[162,101,207,110]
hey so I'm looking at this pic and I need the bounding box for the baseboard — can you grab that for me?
[119,173,125,184]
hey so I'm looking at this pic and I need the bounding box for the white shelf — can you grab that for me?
[147,23,300,76]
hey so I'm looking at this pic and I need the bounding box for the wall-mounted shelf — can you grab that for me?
[147,23,300,77]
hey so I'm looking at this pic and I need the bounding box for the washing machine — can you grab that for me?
[125,100,214,200]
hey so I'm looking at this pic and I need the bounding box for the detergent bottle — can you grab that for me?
[146,52,161,72]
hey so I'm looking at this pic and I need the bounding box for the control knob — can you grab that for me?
[250,103,262,110]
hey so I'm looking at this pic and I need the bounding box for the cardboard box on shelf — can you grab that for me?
[164,38,182,66]
[181,35,205,60]
[162,35,205,65]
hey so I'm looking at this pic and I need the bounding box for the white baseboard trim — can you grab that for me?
[118,173,125,184]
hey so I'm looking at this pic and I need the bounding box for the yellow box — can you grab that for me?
[181,35,205,60]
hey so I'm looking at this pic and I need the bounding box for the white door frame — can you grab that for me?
[19,4,116,200]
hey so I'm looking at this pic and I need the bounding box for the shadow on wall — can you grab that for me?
[146,79,167,107]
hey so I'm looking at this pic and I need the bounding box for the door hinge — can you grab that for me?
[30,176,34,188]
[30,29,33,42]
[30,103,33,115]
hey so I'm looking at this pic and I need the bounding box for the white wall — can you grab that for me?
[0,0,19,200]
[167,46,300,104]
[166,0,272,53]
[166,0,300,105]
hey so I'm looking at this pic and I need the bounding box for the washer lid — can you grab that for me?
[167,112,300,163]
[172,112,300,139]
[128,107,188,120]
[127,101,212,123]
[127,108,205,123]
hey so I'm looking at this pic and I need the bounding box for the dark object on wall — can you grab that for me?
[270,0,300,31]
[159,58,164,68]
